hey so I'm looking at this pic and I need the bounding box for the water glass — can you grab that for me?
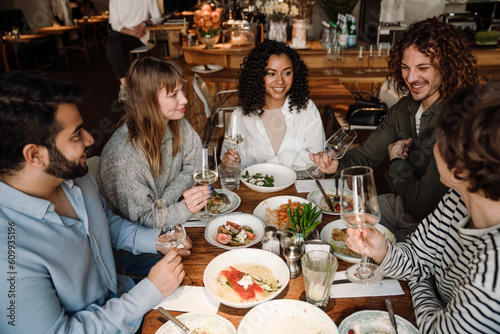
[301,250,338,307]
[219,162,240,191]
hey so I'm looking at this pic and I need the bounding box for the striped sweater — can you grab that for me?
[381,189,500,333]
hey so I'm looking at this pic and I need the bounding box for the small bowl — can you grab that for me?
[204,213,265,250]
[241,163,296,193]
[203,248,290,309]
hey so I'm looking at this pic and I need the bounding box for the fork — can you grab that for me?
[211,188,231,205]
[333,177,341,202]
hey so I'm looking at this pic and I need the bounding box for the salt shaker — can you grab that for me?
[283,245,302,278]
[261,226,280,256]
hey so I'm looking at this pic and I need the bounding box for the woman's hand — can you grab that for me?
[148,249,185,298]
[221,149,241,165]
[309,151,339,174]
[183,186,211,214]
[345,228,388,264]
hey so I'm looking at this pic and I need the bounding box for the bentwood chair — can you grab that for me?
[192,73,238,146]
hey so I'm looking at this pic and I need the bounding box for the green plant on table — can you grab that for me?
[286,202,322,238]
[476,31,499,44]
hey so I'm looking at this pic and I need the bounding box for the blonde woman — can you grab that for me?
[97,57,210,273]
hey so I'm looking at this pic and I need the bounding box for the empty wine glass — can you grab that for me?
[152,199,187,250]
[340,166,384,284]
[354,46,364,74]
[324,125,357,159]
[224,113,244,159]
[193,145,219,219]
[365,44,375,72]
[320,23,337,76]
[305,148,325,180]
[332,45,343,75]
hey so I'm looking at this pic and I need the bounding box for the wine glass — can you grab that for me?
[365,44,375,72]
[354,46,364,74]
[324,125,357,159]
[193,145,219,219]
[152,198,187,250]
[320,23,336,76]
[305,147,325,180]
[340,166,384,284]
[224,113,244,159]
[332,45,343,75]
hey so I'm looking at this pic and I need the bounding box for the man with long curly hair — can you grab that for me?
[311,17,478,242]
[221,40,325,170]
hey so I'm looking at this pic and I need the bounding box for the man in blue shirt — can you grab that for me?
[0,71,192,333]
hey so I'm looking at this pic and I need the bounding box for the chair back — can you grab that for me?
[193,73,213,119]
[378,80,400,109]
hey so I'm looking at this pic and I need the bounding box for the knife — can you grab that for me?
[385,299,399,334]
[158,307,192,333]
[315,180,335,212]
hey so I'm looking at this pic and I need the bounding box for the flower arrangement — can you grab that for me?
[255,0,299,22]
[194,3,223,37]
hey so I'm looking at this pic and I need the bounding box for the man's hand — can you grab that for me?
[388,138,412,161]
[148,249,184,297]
[183,186,211,214]
[309,151,339,174]
[345,228,388,264]
[157,235,192,256]
[132,22,147,38]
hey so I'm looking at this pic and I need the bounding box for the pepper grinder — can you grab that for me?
[283,245,302,278]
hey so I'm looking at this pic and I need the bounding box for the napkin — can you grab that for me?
[154,286,220,313]
[330,271,404,298]
[184,220,209,228]
[295,179,335,193]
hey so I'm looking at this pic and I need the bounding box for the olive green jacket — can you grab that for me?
[337,96,449,222]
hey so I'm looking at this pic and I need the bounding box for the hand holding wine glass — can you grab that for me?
[193,145,218,219]
[340,166,384,284]
[324,125,357,159]
[152,199,187,250]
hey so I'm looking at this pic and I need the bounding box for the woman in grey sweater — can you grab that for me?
[97,58,211,273]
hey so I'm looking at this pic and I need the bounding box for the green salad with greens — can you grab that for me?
[241,171,275,187]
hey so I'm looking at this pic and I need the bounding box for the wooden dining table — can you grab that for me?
[141,181,416,333]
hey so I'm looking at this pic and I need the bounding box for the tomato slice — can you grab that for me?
[225,221,241,229]
[243,229,256,240]
[217,233,232,244]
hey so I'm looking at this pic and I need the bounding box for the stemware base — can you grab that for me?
[323,69,335,75]
[345,262,384,284]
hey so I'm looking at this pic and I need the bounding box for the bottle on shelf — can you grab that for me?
[338,14,348,48]
[347,15,357,47]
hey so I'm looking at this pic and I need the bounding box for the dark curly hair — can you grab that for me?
[436,82,500,201]
[387,17,478,102]
[237,40,309,116]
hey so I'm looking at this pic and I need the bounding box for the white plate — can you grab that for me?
[320,219,396,263]
[155,312,236,334]
[203,248,289,309]
[288,44,310,50]
[241,163,296,193]
[191,64,224,73]
[338,310,418,334]
[307,187,355,215]
[192,189,241,220]
[237,299,338,334]
[253,195,322,232]
[204,212,266,250]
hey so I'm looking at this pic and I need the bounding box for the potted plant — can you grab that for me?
[286,202,322,245]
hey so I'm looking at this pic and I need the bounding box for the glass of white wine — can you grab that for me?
[152,199,186,250]
[340,166,384,284]
[193,145,219,219]
[224,113,244,158]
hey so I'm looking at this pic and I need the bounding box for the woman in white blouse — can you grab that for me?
[221,40,325,170]
[346,82,500,333]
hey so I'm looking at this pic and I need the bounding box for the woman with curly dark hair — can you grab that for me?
[311,17,479,242]
[221,40,325,170]
[346,82,500,333]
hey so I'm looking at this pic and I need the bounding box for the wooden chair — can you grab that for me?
[129,31,156,59]
[62,25,91,69]
[192,73,238,146]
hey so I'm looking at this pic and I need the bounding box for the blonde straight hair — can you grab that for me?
[120,57,186,177]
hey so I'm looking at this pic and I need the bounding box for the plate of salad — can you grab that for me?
[204,213,266,250]
[241,163,296,193]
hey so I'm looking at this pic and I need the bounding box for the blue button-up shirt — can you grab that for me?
[0,174,164,333]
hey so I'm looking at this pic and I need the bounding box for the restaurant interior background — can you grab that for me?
[1,0,499,194]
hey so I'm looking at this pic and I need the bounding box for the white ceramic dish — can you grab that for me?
[307,186,355,215]
[203,248,289,309]
[320,219,396,263]
[252,195,322,232]
[241,163,296,193]
[155,312,236,334]
[338,310,418,334]
[204,212,266,250]
[192,189,241,220]
[191,64,224,73]
[237,299,338,334]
